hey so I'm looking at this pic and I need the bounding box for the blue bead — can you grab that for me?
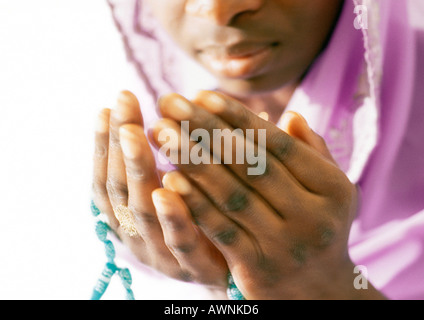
[91,262,118,300]
[119,268,133,289]
[227,274,246,300]
[104,240,116,261]
[125,289,135,300]
[90,200,101,217]
[91,201,136,300]
[95,221,110,241]
[105,262,118,274]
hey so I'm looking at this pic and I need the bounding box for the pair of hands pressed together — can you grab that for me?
[92,90,384,300]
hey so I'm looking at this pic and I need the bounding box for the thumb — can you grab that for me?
[280,111,337,165]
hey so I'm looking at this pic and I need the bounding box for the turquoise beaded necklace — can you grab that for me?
[90,200,244,300]
[90,201,135,300]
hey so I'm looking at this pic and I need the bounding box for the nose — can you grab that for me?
[185,0,264,26]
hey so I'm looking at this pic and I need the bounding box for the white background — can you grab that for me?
[0,0,135,299]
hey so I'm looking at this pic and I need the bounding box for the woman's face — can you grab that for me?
[146,0,344,96]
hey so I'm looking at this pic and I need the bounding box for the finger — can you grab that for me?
[158,93,307,217]
[150,118,283,236]
[119,124,164,245]
[107,91,144,212]
[92,108,120,228]
[162,171,254,268]
[280,111,336,164]
[152,188,228,287]
[192,91,344,195]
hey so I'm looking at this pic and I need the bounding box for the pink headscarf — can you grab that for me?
[107,0,424,299]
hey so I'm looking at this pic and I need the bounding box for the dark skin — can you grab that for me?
[146,0,344,96]
[92,0,387,299]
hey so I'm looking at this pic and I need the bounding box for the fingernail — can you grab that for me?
[117,90,139,108]
[119,125,143,159]
[96,109,110,133]
[195,91,227,113]
[152,190,173,215]
[150,119,181,150]
[280,111,310,133]
[114,91,142,123]
[159,94,192,120]
[162,171,192,196]
[258,111,269,121]
[296,113,311,129]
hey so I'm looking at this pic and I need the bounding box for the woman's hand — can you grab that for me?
[150,91,385,300]
[91,91,228,292]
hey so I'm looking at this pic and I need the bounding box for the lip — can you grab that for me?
[197,42,278,79]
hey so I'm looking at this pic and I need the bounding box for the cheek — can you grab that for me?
[274,0,343,34]
[145,0,187,41]
[293,0,343,35]
[276,0,343,60]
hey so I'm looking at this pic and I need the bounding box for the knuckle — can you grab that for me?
[189,199,211,223]
[255,255,283,286]
[106,178,128,199]
[212,227,239,246]
[166,239,196,255]
[328,176,356,214]
[245,155,271,182]
[177,271,193,282]
[299,202,341,251]
[289,240,308,265]
[125,162,156,183]
[161,214,187,232]
[129,205,158,226]
[312,219,338,249]
[223,190,249,213]
[269,132,295,161]
[92,179,108,198]
[94,143,108,159]
[298,200,340,250]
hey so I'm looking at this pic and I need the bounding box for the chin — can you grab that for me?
[217,72,297,98]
